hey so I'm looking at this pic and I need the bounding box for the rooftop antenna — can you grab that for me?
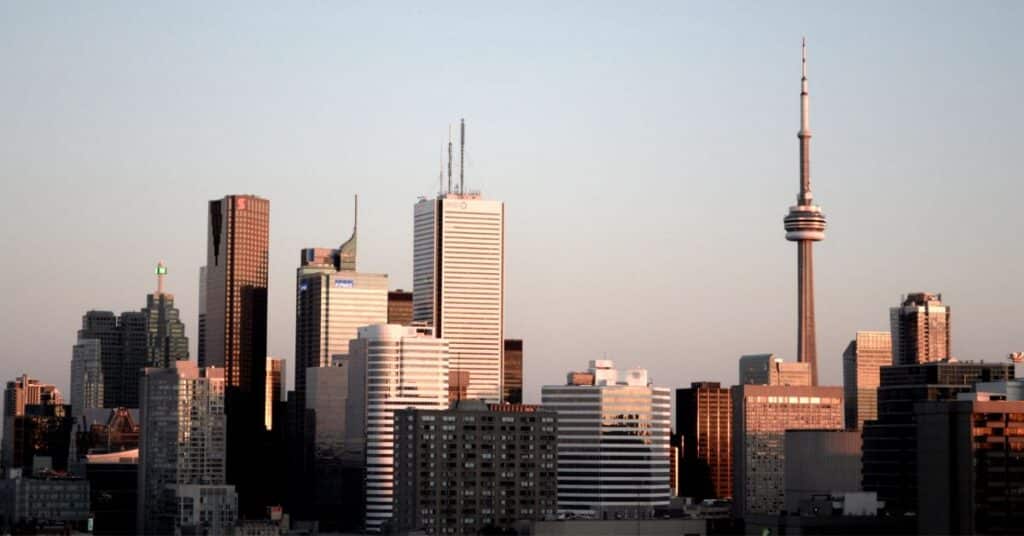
[439,144,444,195]
[459,118,465,194]
[447,125,453,195]
[155,260,167,295]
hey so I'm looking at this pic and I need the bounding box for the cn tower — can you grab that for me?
[784,38,826,386]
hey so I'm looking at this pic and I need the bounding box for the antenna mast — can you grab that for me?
[459,118,465,194]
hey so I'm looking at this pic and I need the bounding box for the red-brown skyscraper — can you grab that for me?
[676,382,732,500]
[784,39,826,386]
[203,194,269,516]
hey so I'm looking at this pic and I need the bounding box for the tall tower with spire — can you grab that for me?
[784,39,827,386]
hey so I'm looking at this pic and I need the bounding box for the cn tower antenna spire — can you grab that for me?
[784,37,827,386]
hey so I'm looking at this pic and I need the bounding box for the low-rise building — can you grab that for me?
[0,471,90,533]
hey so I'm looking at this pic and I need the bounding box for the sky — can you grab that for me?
[1,2,1021,404]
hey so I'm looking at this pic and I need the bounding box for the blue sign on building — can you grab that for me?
[334,279,354,288]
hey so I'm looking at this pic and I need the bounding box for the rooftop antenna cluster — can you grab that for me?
[440,118,467,195]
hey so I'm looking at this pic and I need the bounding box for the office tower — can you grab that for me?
[198,266,207,365]
[502,338,523,404]
[542,360,672,519]
[413,162,505,402]
[70,339,103,417]
[84,449,138,535]
[393,401,559,534]
[142,261,188,368]
[304,364,356,530]
[783,430,861,512]
[77,310,147,409]
[387,290,413,325]
[346,324,449,533]
[265,356,285,431]
[890,292,951,365]
[0,472,90,532]
[841,331,892,429]
[861,361,1012,514]
[739,354,811,386]
[732,384,844,516]
[4,401,74,474]
[676,382,733,500]
[2,375,63,472]
[204,194,269,515]
[916,399,1024,535]
[294,197,387,404]
[138,362,235,535]
[783,40,827,386]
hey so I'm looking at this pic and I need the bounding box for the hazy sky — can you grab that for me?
[2,2,1021,403]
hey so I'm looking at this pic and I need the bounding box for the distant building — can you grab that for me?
[203,194,269,517]
[387,290,413,326]
[862,361,1013,514]
[141,261,189,368]
[2,375,62,472]
[138,362,235,534]
[448,369,471,404]
[197,266,207,366]
[70,339,103,417]
[84,448,138,536]
[4,400,74,474]
[503,338,523,404]
[890,292,951,365]
[783,430,861,513]
[414,189,505,402]
[346,324,450,533]
[676,382,732,500]
[0,472,90,533]
[738,354,811,386]
[731,384,844,516]
[305,364,359,531]
[542,360,671,519]
[842,331,892,429]
[76,310,148,409]
[393,401,559,534]
[265,357,285,431]
[916,399,1024,534]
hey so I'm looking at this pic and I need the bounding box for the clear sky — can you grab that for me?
[1,1,1021,403]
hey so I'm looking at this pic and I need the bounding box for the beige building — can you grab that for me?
[732,384,844,516]
[890,292,950,365]
[842,331,892,429]
[739,354,811,386]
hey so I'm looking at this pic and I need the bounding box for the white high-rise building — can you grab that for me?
[137,361,236,535]
[346,324,449,533]
[413,193,504,402]
[541,360,672,519]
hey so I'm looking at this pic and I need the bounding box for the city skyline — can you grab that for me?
[2,3,1023,405]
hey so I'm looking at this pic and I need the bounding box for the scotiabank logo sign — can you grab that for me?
[236,198,247,210]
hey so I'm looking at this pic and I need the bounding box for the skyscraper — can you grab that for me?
[137,362,235,534]
[142,261,188,368]
[502,338,523,404]
[841,331,892,430]
[739,354,812,386]
[197,266,207,365]
[1,376,67,473]
[386,290,413,326]
[203,194,269,515]
[294,197,387,403]
[69,339,103,416]
[77,310,148,409]
[890,292,951,365]
[732,384,844,516]
[783,39,827,386]
[264,356,285,431]
[542,360,672,519]
[345,324,450,533]
[413,190,504,402]
[676,382,733,500]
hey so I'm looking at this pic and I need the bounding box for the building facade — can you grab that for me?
[890,292,951,365]
[142,261,189,368]
[387,290,413,326]
[265,356,285,431]
[916,399,1024,535]
[0,473,90,533]
[783,430,861,512]
[393,401,559,534]
[413,193,504,402]
[861,361,1012,514]
[739,354,811,386]
[203,194,269,516]
[70,339,103,417]
[502,338,523,404]
[77,310,148,409]
[346,324,450,533]
[841,331,892,429]
[137,362,234,534]
[731,384,844,516]
[2,375,62,472]
[676,382,732,500]
[542,360,671,519]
